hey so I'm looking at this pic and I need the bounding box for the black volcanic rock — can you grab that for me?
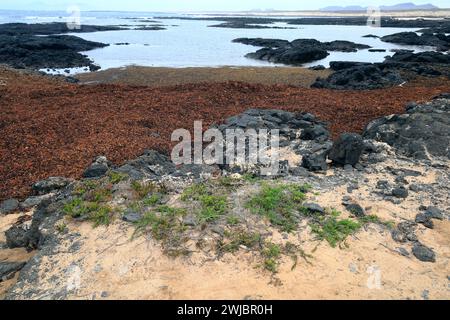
[363,98,450,160]
[381,32,450,51]
[329,61,372,71]
[0,34,108,70]
[232,38,290,48]
[0,22,123,36]
[312,64,404,90]
[385,51,450,64]
[328,133,364,166]
[234,37,370,65]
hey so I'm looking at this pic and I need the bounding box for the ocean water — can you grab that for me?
[0,10,435,73]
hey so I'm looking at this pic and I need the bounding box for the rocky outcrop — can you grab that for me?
[0,199,19,215]
[83,156,110,178]
[312,64,404,90]
[312,50,450,90]
[233,38,370,65]
[32,177,71,195]
[0,22,123,36]
[363,97,450,160]
[328,133,364,166]
[381,32,450,52]
[0,34,107,70]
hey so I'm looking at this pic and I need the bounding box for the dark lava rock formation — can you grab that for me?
[381,31,450,52]
[233,38,370,65]
[312,64,404,90]
[163,16,450,29]
[0,22,123,35]
[312,51,450,90]
[363,96,450,160]
[0,23,124,70]
[0,34,108,70]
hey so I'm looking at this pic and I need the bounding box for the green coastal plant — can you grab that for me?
[246,183,310,232]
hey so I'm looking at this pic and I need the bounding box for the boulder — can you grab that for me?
[302,202,325,214]
[412,243,436,263]
[415,213,434,229]
[32,177,71,195]
[83,156,110,178]
[234,37,370,66]
[345,203,365,217]
[329,133,364,166]
[312,64,404,90]
[0,198,19,215]
[392,187,409,199]
[363,99,450,160]
[301,151,328,172]
[0,262,26,281]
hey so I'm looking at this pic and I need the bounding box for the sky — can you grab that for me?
[0,1,447,12]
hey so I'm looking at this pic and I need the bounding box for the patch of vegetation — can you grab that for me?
[180,183,208,201]
[142,194,161,207]
[246,183,311,232]
[63,197,113,227]
[198,195,228,222]
[226,215,240,226]
[73,180,99,197]
[220,230,262,253]
[56,222,67,233]
[181,183,229,223]
[131,180,158,199]
[309,210,361,248]
[90,206,113,227]
[358,214,395,229]
[133,205,188,254]
[262,242,282,273]
[108,171,127,184]
[84,187,112,203]
[242,173,260,183]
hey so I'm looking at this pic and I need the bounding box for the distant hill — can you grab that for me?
[320,2,439,12]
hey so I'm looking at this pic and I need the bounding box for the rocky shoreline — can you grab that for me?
[1,95,448,299]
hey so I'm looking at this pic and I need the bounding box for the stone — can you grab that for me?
[301,151,328,172]
[32,177,71,195]
[122,212,142,223]
[300,125,329,141]
[345,203,365,217]
[0,261,26,281]
[302,202,325,214]
[415,213,434,229]
[391,221,417,243]
[412,243,436,263]
[312,64,404,90]
[424,207,444,220]
[83,156,109,178]
[20,193,54,209]
[363,99,450,160]
[182,215,197,226]
[329,133,364,166]
[0,198,19,215]
[396,247,410,257]
[392,187,409,199]
[5,226,29,249]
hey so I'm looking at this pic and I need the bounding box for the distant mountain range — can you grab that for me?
[320,2,439,12]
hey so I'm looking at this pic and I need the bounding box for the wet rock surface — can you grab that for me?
[381,32,450,52]
[312,51,450,90]
[233,38,370,65]
[0,34,108,70]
